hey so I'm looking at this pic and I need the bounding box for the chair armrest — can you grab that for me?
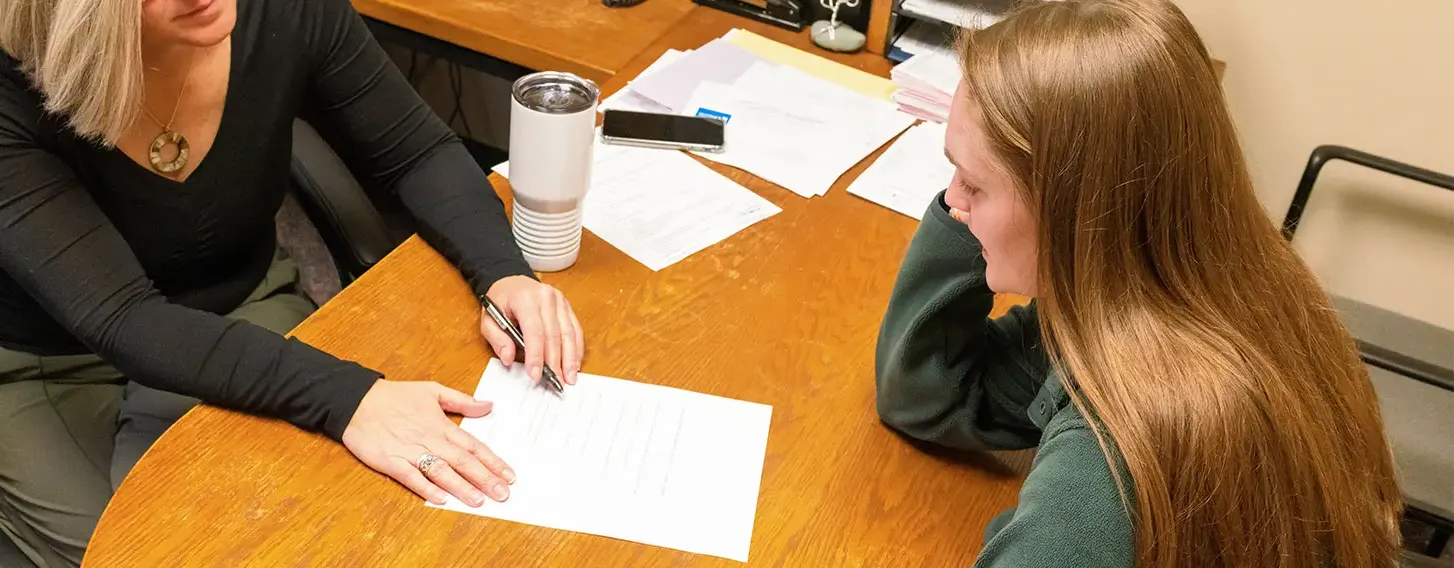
[1333,296,1454,392]
[0,534,35,568]
[1282,145,1454,240]
[288,119,400,277]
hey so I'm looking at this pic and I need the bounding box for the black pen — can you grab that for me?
[480,294,565,393]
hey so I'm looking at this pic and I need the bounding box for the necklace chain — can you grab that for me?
[141,49,198,132]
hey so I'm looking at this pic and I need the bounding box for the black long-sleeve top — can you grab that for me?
[0,0,532,440]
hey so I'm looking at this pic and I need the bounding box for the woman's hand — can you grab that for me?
[480,275,584,385]
[342,380,513,507]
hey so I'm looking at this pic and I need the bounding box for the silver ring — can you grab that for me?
[416,452,441,476]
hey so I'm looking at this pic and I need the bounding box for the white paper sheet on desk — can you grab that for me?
[682,82,838,198]
[847,122,954,218]
[683,63,915,198]
[431,359,774,562]
[628,39,766,112]
[720,29,898,101]
[598,49,691,115]
[582,144,781,271]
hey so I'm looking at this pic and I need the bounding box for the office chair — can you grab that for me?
[1281,145,1454,564]
[0,533,32,568]
[286,119,414,294]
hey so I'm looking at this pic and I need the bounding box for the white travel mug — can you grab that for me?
[507,71,599,272]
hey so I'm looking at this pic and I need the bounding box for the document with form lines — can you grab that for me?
[429,359,773,562]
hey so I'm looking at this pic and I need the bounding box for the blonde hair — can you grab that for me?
[0,0,143,144]
[960,1,1403,566]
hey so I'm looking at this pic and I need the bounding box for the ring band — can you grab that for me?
[417,452,441,476]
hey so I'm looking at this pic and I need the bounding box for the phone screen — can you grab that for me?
[602,110,726,147]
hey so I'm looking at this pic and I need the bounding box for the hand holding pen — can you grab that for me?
[477,276,584,390]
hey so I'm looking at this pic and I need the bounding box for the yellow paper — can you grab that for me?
[723,29,897,101]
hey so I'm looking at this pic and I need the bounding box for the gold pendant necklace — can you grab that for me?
[141,51,197,175]
[147,129,190,174]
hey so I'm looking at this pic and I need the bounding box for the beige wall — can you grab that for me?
[1173,0,1454,328]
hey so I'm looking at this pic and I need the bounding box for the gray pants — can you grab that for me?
[0,255,312,568]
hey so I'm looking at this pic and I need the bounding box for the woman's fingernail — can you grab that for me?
[503,469,517,484]
[530,366,541,379]
[432,493,447,505]
[492,483,510,501]
[471,492,486,507]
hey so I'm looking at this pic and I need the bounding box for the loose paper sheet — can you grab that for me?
[490,138,778,271]
[581,144,781,271]
[683,63,914,198]
[846,122,954,218]
[599,48,692,115]
[628,40,766,113]
[722,29,898,101]
[431,360,774,562]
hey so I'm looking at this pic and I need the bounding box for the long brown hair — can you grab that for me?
[958,1,1403,566]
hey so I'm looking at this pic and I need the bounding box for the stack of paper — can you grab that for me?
[595,31,914,199]
[900,0,1008,29]
[891,53,961,123]
[847,122,955,218]
[492,140,781,272]
[432,359,773,562]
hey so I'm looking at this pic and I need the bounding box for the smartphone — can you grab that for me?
[600,109,727,153]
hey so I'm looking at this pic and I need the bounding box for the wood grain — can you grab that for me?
[85,8,1032,567]
[866,0,892,56]
[352,0,696,85]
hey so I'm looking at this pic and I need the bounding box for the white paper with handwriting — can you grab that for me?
[430,359,773,562]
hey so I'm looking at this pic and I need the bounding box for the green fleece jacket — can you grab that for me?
[875,192,1133,567]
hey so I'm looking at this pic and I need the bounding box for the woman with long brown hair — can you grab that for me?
[874,0,1403,566]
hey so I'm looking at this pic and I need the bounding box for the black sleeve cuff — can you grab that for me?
[317,364,380,441]
[464,257,537,300]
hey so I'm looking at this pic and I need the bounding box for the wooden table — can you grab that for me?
[353,0,696,85]
[86,8,1032,566]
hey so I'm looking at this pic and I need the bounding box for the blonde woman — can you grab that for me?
[0,0,587,564]
[875,0,1402,566]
